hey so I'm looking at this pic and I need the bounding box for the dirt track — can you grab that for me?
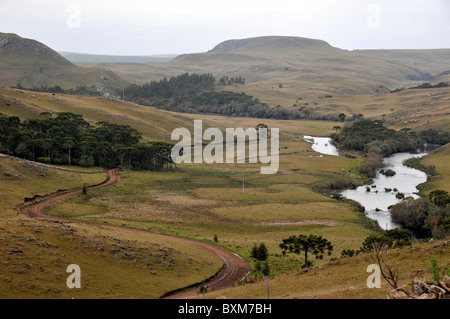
[22,169,250,299]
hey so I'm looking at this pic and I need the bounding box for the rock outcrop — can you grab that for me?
[389,276,450,299]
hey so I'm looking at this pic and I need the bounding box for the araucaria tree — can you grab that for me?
[280,234,333,268]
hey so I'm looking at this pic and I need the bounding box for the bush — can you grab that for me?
[360,229,412,252]
[328,179,358,190]
[251,243,268,261]
[396,192,405,199]
[390,197,450,238]
[430,257,442,285]
[341,249,357,258]
[381,169,396,177]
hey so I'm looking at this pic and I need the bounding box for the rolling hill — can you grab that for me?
[59,52,178,64]
[2,33,449,105]
[0,33,127,95]
[97,35,450,101]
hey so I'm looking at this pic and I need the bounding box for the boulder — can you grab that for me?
[429,285,446,296]
[443,275,450,287]
[439,281,450,293]
[390,290,409,299]
[412,279,429,296]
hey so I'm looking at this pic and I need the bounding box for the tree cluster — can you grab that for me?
[408,82,449,89]
[331,120,424,157]
[123,73,216,99]
[418,129,450,145]
[390,190,450,238]
[340,229,413,258]
[217,75,245,86]
[122,73,352,121]
[17,83,101,97]
[0,112,173,170]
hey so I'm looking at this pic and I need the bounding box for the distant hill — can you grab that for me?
[97,36,450,101]
[0,33,127,95]
[60,52,178,64]
[208,36,342,55]
[1,34,450,103]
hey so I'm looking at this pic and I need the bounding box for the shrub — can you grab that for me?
[430,257,442,285]
[381,169,396,177]
[251,243,268,261]
[328,179,358,190]
[390,197,450,238]
[360,229,412,252]
[341,249,357,258]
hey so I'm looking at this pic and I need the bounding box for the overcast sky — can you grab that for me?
[1,0,449,55]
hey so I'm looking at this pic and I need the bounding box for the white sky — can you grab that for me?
[0,0,449,55]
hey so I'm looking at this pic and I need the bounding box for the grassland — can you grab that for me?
[44,145,379,278]
[412,143,450,194]
[1,85,449,299]
[2,84,448,147]
[0,157,223,298]
[203,239,450,299]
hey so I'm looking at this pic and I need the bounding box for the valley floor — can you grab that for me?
[0,88,449,299]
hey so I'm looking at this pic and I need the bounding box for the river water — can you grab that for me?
[303,136,339,156]
[303,136,431,230]
[341,152,429,230]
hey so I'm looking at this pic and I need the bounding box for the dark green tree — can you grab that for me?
[429,190,450,207]
[360,229,412,253]
[280,234,333,268]
[251,243,268,261]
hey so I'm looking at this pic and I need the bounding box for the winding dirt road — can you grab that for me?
[22,169,250,299]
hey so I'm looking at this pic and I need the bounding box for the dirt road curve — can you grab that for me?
[22,169,250,299]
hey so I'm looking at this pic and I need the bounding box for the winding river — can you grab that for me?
[303,135,339,156]
[341,152,429,230]
[303,136,432,230]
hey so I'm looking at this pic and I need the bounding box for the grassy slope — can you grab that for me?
[203,239,450,299]
[0,86,449,298]
[0,88,196,141]
[1,82,448,140]
[0,33,127,91]
[0,157,223,298]
[416,143,450,194]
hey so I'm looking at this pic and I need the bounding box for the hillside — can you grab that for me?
[0,33,127,94]
[3,34,449,104]
[96,36,450,100]
[60,52,178,64]
[0,87,197,141]
[0,156,223,298]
